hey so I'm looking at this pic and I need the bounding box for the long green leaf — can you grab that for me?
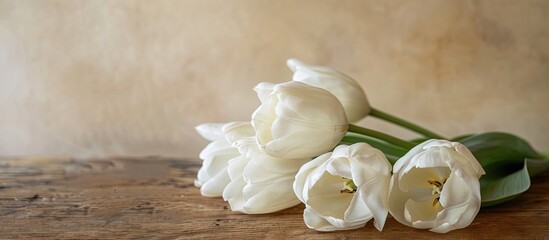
[460,132,543,174]
[460,132,544,207]
[526,157,549,177]
[409,137,430,144]
[481,161,530,207]
[451,134,474,142]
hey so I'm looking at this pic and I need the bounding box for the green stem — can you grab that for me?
[348,124,415,150]
[370,108,445,139]
[341,134,408,157]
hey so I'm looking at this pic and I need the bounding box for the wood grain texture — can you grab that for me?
[0,157,547,239]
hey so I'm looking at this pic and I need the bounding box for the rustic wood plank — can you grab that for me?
[0,157,547,239]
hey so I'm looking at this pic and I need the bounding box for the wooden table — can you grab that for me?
[0,157,547,239]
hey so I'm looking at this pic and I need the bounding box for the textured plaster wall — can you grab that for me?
[0,0,548,158]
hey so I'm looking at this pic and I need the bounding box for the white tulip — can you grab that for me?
[194,122,254,197]
[252,81,348,159]
[293,143,392,231]
[287,59,370,123]
[222,137,310,214]
[388,139,485,233]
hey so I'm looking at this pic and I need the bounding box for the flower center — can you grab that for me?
[340,178,357,194]
[427,177,447,206]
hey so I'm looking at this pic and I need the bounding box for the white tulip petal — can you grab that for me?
[233,137,256,156]
[196,164,230,187]
[308,193,354,220]
[348,143,392,184]
[222,122,255,145]
[325,157,353,179]
[436,175,481,233]
[199,152,236,178]
[388,175,411,226]
[195,121,255,199]
[226,155,248,180]
[253,82,276,103]
[275,82,347,125]
[242,176,301,214]
[199,166,231,197]
[286,58,370,122]
[193,179,203,188]
[307,171,348,199]
[222,175,243,200]
[398,166,450,192]
[302,172,326,204]
[242,160,288,183]
[404,199,442,225]
[430,223,454,233]
[439,173,469,208]
[222,175,246,211]
[303,207,334,231]
[323,215,366,231]
[312,191,370,231]
[429,203,469,233]
[329,144,352,158]
[195,123,225,141]
[235,137,310,176]
[411,148,451,169]
[393,140,433,173]
[260,157,311,174]
[286,58,305,72]
[423,140,454,149]
[293,153,332,203]
[251,80,348,159]
[306,171,354,218]
[359,176,390,231]
[251,94,278,147]
[223,135,307,214]
[298,152,332,175]
[294,143,391,231]
[389,139,485,233]
[455,143,486,176]
[345,191,372,223]
[243,159,307,184]
[286,84,347,124]
[199,139,235,160]
[266,117,345,158]
[293,70,313,83]
[408,188,436,202]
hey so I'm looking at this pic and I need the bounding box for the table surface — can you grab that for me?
[0,157,547,239]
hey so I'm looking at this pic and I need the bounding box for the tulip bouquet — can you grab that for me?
[194,59,549,233]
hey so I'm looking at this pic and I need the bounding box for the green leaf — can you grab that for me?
[526,157,549,177]
[409,137,430,144]
[460,132,543,173]
[341,133,409,157]
[460,133,544,207]
[481,161,530,207]
[451,134,474,142]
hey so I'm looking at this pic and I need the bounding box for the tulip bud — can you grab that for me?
[252,81,348,159]
[287,59,370,122]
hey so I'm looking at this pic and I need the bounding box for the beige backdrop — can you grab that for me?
[0,0,548,158]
